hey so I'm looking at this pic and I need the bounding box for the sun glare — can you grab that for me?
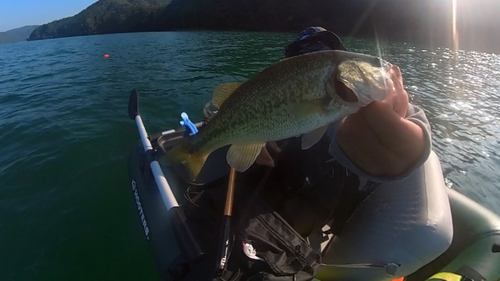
[452,0,459,51]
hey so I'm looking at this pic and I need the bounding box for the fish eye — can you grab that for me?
[368,57,384,68]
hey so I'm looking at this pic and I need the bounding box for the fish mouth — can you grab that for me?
[333,57,394,107]
[332,76,359,103]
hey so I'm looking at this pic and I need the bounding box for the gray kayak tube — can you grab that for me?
[127,90,203,264]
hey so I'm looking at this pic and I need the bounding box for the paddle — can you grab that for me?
[128,89,203,263]
[215,167,237,275]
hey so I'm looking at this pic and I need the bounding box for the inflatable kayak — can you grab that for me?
[126,90,500,281]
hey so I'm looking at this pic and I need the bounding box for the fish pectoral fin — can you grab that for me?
[301,125,329,150]
[226,142,266,172]
[212,82,245,108]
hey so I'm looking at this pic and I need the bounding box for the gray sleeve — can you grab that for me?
[327,104,432,183]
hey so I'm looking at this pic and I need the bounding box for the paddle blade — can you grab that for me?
[128,89,139,120]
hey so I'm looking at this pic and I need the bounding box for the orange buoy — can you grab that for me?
[104,54,110,58]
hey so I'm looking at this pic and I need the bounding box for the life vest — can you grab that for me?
[392,272,476,281]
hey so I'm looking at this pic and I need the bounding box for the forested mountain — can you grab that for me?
[0,26,39,44]
[28,0,500,53]
[156,0,500,53]
[28,0,170,41]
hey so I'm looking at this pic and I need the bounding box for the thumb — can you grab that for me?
[388,65,408,117]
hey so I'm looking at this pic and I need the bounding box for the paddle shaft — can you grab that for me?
[224,168,237,216]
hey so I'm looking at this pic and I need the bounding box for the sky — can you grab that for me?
[0,0,97,32]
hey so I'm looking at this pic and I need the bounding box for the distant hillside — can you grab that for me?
[27,0,500,53]
[29,0,170,41]
[0,26,39,44]
[155,0,500,54]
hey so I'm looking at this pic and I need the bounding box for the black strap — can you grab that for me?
[329,168,379,236]
[329,169,359,235]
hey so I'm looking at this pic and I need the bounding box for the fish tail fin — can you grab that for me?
[167,140,208,181]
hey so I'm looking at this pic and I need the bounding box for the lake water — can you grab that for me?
[0,31,499,280]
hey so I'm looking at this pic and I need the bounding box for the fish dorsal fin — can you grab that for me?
[212,82,244,108]
[226,142,266,172]
[301,125,328,150]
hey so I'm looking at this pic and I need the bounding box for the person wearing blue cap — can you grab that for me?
[201,26,431,235]
[188,27,439,281]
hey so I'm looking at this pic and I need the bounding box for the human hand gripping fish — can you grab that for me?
[168,50,397,181]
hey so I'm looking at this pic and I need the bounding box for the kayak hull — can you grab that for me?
[128,142,183,280]
[408,188,500,281]
[127,127,500,281]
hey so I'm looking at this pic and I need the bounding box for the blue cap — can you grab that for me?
[296,27,328,41]
[285,27,346,58]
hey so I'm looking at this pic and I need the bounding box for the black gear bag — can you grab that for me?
[170,181,321,281]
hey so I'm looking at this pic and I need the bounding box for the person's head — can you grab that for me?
[284,27,346,58]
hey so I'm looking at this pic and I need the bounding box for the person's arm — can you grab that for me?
[329,104,432,182]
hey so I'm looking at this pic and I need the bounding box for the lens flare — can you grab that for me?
[452,0,459,51]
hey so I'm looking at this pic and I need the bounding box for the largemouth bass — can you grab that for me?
[168,50,396,180]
